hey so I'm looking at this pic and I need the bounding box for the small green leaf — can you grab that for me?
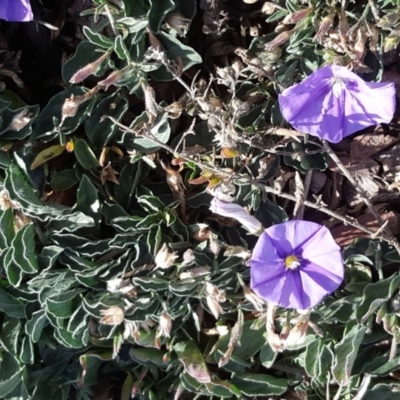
[0,318,21,355]
[85,93,128,148]
[0,208,15,248]
[231,373,287,396]
[114,35,131,60]
[51,169,79,191]
[25,310,48,343]
[129,348,168,367]
[11,224,38,274]
[332,324,367,385]
[83,26,114,49]
[147,0,175,33]
[74,138,100,170]
[0,288,25,318]
[20,336,34,364]
[0,366,25,397]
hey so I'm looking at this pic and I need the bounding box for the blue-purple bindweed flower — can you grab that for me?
[250,220,344,310]
[278,65,396,143]
[0,0,33,22]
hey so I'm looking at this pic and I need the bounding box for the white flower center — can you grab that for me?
[331,77,346,97]
[285,255,300,270]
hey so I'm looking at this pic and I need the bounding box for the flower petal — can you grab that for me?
[278,64,396,143]
[298,224,341,258]
[0,0,33,22]
[277,271,308,309]
[250,260,287,304]
[296,262,343,308]
[263,220,324,256]
[251,230,283,262]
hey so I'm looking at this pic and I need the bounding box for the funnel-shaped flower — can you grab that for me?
[210,198,263,234]
[0,0,33,22]
[250,220,343,309]
[278,65,396,143]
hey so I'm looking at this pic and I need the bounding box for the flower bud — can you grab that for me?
[100,306,124,325]
[210,198,263,234]
[157,312,173,338]
[313,12,334,44]
[9,108,32,131]
[264,30,294,51]
[178,267,211,280]
[98,69,125,90]
[206,295,223,319]
[154,243,178,269]
[283,7,313,25]
[143,84,159,118]
[69,51,109,84]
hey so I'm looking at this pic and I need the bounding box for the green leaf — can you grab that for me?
[114,35,131,60]
[174,340,211,383]
[356,274,400,323]
[121,372,134,400]
[85,93,128,148]
[46,290,82,319]
[51,169,79,191]
[0,287,25,318]
[11,224,38,274]
[20,336,34,364]
[259,343,277,369]
[363,384,400,400]
[0,318,21,355]
[254,198,288,228]
[74,138,100,170]
[25,310,48,343]
[129,348,169,367]
[124,112,171,153]
[0,208,15,248]
[147,0,175,33]
[0,366,25,397]
[2,247,23,286]
[74,175,100,223]
[83,26,114,49]
[332,324,367,385]
[284,141,328,173]
[231,373,287,396]
[115,17,149,34]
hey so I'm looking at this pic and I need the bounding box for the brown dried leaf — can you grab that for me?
[100,163,120,185]
[350,132,399,162]
[331,211,400,247]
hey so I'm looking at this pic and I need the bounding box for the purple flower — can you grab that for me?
[278,65,396,143]
[210,198,263,234]
[0,0,33,22]
[250,220,344,309]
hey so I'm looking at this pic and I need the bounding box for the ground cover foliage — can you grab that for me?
[2,0,400,399]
